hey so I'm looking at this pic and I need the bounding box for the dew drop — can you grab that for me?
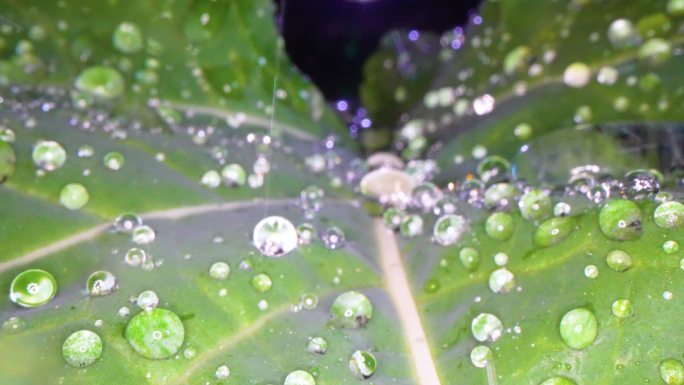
[485,212,514,241]
[330,291,373,329]
[470,345,493,368]
[125,308,184,359]
[471,313,503,342]
[283,370,315,385]
[136,290,159,311]
[488,268,515,294]
[660,358,684,385]
[433,214,468,245]
[209,262,230,280]
[559,308,598,350]
[307,336,328,355]
[132,225,156,245]
[250,273,272,293]
[253,216,298,257]
[322,226,346,250]
[86,271,118,296]
[9,269,57,308]
[606,250,633,272]
[599,199,642,241]
[611,299,634,318]
[32,141,66,171]
[62,330,103,368]
[60,183,89,210]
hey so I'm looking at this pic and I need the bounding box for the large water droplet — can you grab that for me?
[534,217,575,247]
[606,249,633,272]
[654,201,684,229]
[253,216,298,257]
[62,330,103,368]
[433,214,468,246]
[75,66,125,99]
[113,22,143,53]
[559,308,598,350]
[471,313,503,342]
[209,262,230,280]
[87,271,118,296]
[488,268,515,294]
[283,370,315,385]
[125,308,184,359]
[660,358,684,385]
[60,183,89,210]
[307,336,328,355]
[485,212,514,241]
[9,269,57,308]
[32,140,66,171]
[330,291,373,329]
[599,199,642,241]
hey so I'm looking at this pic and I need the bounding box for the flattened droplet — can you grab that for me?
[62,330,103,368]
[125,308,184,359]
[559,308,597,350]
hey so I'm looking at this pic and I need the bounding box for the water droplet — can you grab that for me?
[137,290,159,310]
[296,223,317,245]
[470,345,493,368]
[283,370,315,385]
[87,271,118,296]
[322,226,346,250]
[519,188,552,221]
[611,299,634,318]
[639,38,672,66]
[663,240,679,254]
[103,151,125,170]
[118,307,130,317]
[75,66,125,99]
[485,212,514,241]
[459,247,480,271]
[183,346,197,359]
[307,336,328,355]
[554,202,572,217]
[668,0,684,15]
[411,182,443,211]
[433,214,468,245]
[253,216,298,257]
[215,365,230,380]
[383,207,405,230]
[344,351,377,381]
[534,217,575,247]
[200,170,221,188]
[125,247,146,266]
[654,202,684,229]
[360,167,415,207]
[1,316,26,333]
[60,183,89,210]
[494,252,508,266]
[608,19,639,48]
[559,308,598,350]
[606,249,633,272]
[62,330,103,368]
[301,293,318,310]
[664,291,674,301]
[584,265,599,279]
[489,268,515,294]
[563,62,591,88]
[660,358,684,385]
[477,155,511,184]
[32,140,66,171]
[599,199,642,241]
[330,291,373,329]
[250,273,272,293]
[624,170,660,199]
[209,262,230,280]
[125,308,184,359]
[400,214,424,238]
[9,269,57,308]
[132,225,156,245]
[114,213,142,233]
[221,164,246,187]
[113,22,143,53]
[471,313,503,342]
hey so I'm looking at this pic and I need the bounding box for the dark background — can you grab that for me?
[274,0,481,104]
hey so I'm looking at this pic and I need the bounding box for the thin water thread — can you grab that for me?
[264,0,286,216]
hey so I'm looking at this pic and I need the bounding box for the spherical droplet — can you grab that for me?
[307,336,328,355]
[489,268,515,294]
[322,226,346,250]
[349,350,377,379]
[606,249,633,272]
[654,201,684,229]
[215,365,230,380]
[114,213,142,233]
[125,308,184,359]
[383,207,405,230]
[639,38,672,66]
[250,273,272,293]
[10,269,57,308]
[400,214,424,238]
[62,330,103,368]
[459,247,480,271]
[283,370,315,385]
[86,270,118,296]
[660,358,684,385]
[209,262,230,280]
[477,155,511,184]
[132,225,156,245]
[221,163,246,187]
[330,291,373,329]
[607,19,639,48]
[559,308,598,350]
[137,290,159,310]
[253,216,298,257]
[534,217,575,247]
[433,214,468,246]
[201,170,221,188]
[125,247,146,266]
[60,183,89,210]
[599,199,642,241]
[584,265,599,279]
[663,240,680,254]
[470,345,493,368]
[519,188,552,221]
[103,151,125,170]
[112,22,143,53]
[611,299,634,318]
[75,66,125,99]
[471,313,503,342]
[563,62,591,88]
[485,212,514,241]
[32,140,66,171]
